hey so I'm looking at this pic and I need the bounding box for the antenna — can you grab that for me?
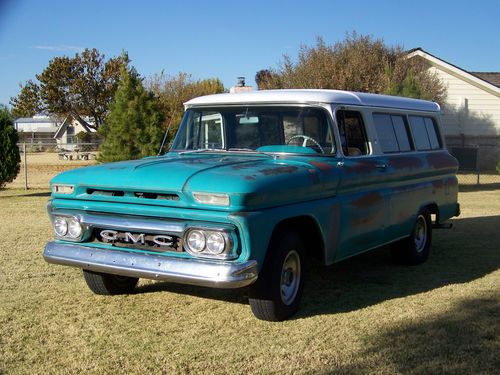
[158,117,174,155]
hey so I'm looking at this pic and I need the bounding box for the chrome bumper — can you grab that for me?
[43,241,258,289]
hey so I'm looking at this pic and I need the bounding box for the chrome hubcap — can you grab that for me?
[414,215,427,253]
[280,250,301,306]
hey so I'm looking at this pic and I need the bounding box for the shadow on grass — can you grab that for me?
[330,296,499,374]
[0,190,51,198]
[135,280,249,305]
[136,215,500,315]
[459,182,500,192]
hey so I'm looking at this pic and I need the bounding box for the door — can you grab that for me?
[334,109,390,260]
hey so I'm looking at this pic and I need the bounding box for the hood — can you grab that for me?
[50,153,341,210]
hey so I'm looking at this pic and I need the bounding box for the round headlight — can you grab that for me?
[68,219,82,238]
[206,232,226,254]
[186,230,206,253]
[54,217,68,237]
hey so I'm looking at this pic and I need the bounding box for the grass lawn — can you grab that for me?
[0,164,499,374]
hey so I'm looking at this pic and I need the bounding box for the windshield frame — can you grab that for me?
[170,104,338,157]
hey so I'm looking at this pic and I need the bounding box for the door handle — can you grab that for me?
[375,163,387,170]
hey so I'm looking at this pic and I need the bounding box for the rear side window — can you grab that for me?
[408,116,441,151]
[373,113,412,153]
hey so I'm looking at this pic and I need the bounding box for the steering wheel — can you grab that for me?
[286,135,325,154]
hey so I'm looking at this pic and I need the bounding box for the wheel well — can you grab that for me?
[271,216,325,262]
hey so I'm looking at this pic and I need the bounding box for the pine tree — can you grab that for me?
[0,107,21,188]
[99,68,164,162]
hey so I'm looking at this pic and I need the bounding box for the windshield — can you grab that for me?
[171,106,336,155]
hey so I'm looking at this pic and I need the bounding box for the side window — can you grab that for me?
[409,116,441,151]
[424,117,441,149]
[373,114,398,153]
[336,110,369,156]
[373,113,412,153]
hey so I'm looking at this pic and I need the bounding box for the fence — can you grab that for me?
[15,142,101,190]
[11,141,500,190]
[449,144,500,187]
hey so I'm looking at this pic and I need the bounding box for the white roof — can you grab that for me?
[185,89,440,112]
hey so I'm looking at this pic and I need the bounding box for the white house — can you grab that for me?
[14,115,59,142]
[53,115,96,149]
[14,114,96,150]
[407,48,500,170]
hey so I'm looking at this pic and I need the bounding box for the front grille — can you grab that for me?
[92,228,183,253]
[87,188,179,201]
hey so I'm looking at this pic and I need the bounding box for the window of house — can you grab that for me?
[336,110,369,156]
[373,113,412,153]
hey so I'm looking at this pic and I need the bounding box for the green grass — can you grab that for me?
[0,187,499,374]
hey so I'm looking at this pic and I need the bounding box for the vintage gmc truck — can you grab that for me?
[44,90,460,321]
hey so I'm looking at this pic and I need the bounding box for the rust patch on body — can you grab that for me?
[389,156,423,170]
[308,160,334,172]
[432,180,444,195]
[259,166,299,176]
[352,212,377,226]
[351,192,383,209]
[231,163,260,170]
[344,160,379,175]
[427,153,457,170]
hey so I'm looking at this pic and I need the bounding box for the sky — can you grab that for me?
[1,0,499,106]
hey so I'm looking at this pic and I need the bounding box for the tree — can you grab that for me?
[0,106,20,188]
[255,69,281,90]
[257,33,445,103]
[10,80,42,118]
[98,67,165,162]
[10,48,127,127]
[147,72,225,147]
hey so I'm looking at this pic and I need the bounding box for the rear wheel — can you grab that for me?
[83,270,139,295]
[391,208,432,265]
[249,231,305,321]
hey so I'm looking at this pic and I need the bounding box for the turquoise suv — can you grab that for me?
[44,90,460,321]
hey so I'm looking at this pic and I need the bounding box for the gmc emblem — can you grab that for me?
[100,229,173,247]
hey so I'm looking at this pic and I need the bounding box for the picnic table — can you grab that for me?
[58,152,96,161]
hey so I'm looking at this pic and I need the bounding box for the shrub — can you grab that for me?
[0,107,21,188]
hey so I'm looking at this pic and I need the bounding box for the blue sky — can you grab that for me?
[1,0,499,106]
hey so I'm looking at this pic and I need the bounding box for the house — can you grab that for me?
[14,115,59,143]
[407,48,500,170]
[14,114,96,150]
[229,77,254,93]
[53,115,97,150]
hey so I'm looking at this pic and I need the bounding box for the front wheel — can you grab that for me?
[391,209,432,265]
[249,231,305,321]
[83,270,139,295]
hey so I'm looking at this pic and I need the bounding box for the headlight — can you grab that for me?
[52,184,75,194]
[186,230,206,253]
[52,215,84,240]
[67,218,83,238]
[192,192,230,206]
[206,232,226,254]
[184,228,234,259]
[54,217,68,236]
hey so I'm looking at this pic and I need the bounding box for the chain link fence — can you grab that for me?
[14,141,101,190]
[12,140,500,190]
[449,144,500,187]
